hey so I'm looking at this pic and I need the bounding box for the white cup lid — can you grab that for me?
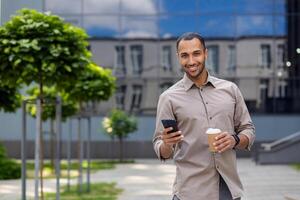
[206,128,221,134]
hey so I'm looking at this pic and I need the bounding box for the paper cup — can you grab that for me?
[206,128,221,152]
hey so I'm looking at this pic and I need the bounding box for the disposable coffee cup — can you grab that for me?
[206,128,221,152]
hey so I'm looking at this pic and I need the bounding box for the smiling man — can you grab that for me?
[153,32,255,200]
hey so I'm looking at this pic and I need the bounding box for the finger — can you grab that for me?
[215,132,227,140]
[218,144,232,153]
[214,134,231,146]
[162,127,173,135]
[168,131,182,138]
[164,134,184,145]
[161,131,182,140]
[215,139,231,150]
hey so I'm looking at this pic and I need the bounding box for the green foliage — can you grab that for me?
[0,81,21,112]
[0,9,91,88]
[102,109,137,139]
[65,63,115,103]
[0,143,21,180]
[25,86,78,121]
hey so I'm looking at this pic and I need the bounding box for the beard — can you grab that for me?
[184,62,206,81]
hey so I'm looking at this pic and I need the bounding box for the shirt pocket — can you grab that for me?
[209,102,235,132]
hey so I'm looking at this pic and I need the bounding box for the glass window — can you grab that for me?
[45,0,81,14]
[227,45,236,73]
[121,0,159,15]
[236,16,274,36]
[198,15,236,38]
[206,45,219,74]
[198,0,236,14]
[83,16,120,37]
[116,85,126,110]
[237,0,278,14]
[160,0,197,14]
[114,45,126,75]
[131,85,142,112]
[261,44,271,69]
[83,0,120,14]
[161,45,172,71]
[130,45,143,75]
[121,16,158,38]
[159,16,197,38]
[277,44,285,68]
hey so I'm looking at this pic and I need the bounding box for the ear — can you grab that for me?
[204,48,208,60]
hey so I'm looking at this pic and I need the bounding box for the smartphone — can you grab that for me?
[161,119,179,134]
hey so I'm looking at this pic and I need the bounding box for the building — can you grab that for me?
[89,36,288,115]
[0,0,42,25]
[287,0,300,112]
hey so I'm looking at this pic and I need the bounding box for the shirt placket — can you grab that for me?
[198,86,219,170]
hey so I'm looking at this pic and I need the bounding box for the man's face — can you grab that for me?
[177,38,207,80]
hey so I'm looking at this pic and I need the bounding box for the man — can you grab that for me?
[153,32,255,200]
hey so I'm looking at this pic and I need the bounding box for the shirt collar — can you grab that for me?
[183,70,217,91]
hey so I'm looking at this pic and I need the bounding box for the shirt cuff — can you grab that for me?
[154,140,173,161]
[239,130,255,151]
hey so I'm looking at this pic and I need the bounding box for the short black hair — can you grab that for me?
[176,32,206,51]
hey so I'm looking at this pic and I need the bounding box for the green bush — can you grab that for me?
[0,143,21,180]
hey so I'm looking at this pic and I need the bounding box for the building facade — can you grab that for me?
[89,36,288,115]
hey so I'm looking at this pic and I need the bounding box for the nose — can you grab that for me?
[187,55,196,66]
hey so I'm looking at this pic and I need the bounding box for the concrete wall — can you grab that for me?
[1,111,300,158]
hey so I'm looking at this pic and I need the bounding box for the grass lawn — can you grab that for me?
[25,160,134,179]
[292,163,300,171]
[44,182,122,200]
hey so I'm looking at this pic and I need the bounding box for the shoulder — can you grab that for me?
[159,78,185,99]
[210,76,239,91]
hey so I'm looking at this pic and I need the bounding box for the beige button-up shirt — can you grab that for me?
[153,73,255,200]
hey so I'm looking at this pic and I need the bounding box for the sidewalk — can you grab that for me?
[0,159,300,200]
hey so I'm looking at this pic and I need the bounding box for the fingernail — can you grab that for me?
[215,137,218,140]
[213,143,216,145]
[181,135,184,138]
[178,131,182,133]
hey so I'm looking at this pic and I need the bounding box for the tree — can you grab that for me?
[66,62,115,104]
[65,62,115,192]
[26,86,78,121]
[102,109,137,162]
[0,9,91,90]
[0,9,91,199]
[0,81,21,113]
[25,85,78,171]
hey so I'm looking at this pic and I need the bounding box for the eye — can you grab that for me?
[181,54,188,59]
[194,51,202,56]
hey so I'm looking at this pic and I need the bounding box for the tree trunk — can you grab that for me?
[39,80,44,200]
[77,102,83,193]
[50,119,55,174]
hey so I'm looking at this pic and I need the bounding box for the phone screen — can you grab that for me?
[161,119,179,133]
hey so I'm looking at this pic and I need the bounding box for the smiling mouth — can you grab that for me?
[188,66,198,72]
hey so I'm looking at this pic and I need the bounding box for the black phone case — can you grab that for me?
[161,119,179,133]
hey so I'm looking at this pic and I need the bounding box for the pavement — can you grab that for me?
[0,158,300,200]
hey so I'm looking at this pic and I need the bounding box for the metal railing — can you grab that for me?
[261,130,300,151]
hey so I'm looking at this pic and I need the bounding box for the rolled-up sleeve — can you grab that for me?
[153,92,175,160]
[233,84,255,151]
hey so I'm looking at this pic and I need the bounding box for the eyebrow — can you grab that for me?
[179,49,204,55]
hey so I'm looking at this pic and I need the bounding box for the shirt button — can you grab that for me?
[216,165,219,169]
[206,102,208,104]
[200,89,203,91]
[209,117,212,120]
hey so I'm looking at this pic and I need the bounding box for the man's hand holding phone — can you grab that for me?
[161,119,184,147]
